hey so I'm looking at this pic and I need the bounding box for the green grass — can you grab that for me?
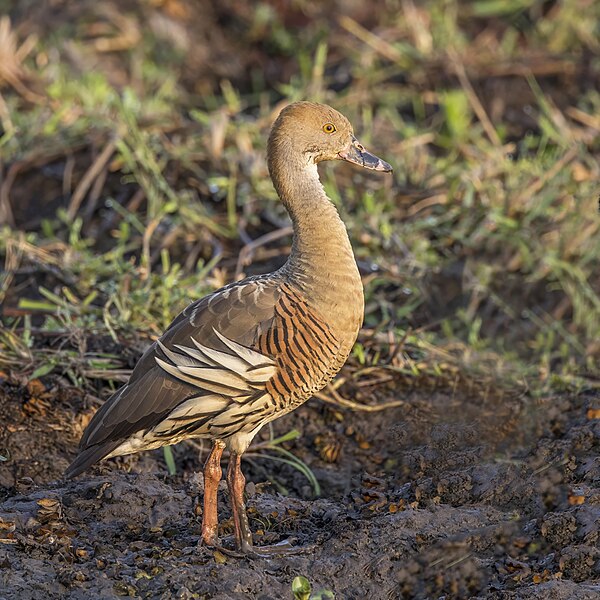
[1,0,599,404]
[246,429,321,496]
[292,575,334,600]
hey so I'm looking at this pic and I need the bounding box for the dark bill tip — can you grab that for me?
[338,137,393,173]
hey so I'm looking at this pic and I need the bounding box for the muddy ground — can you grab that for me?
[1,373,599,599]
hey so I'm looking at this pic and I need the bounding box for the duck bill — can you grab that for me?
[338,136,393,172]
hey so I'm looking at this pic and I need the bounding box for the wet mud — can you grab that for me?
[1,377,599,599]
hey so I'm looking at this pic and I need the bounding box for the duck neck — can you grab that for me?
[269,154,361,301]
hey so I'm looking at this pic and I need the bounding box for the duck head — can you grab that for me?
[268,101,393,173]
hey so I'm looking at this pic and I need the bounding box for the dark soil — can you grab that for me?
[1,373,599,599]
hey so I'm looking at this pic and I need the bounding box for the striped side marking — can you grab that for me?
[260,283,341,409]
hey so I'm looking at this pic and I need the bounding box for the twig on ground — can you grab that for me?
[67,139,117,220]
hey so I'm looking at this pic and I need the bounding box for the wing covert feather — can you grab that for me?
[78,277,281,450]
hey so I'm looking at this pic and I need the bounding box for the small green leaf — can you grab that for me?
[30,363,56,379]
[18,299,57,312]
[163,446,177,475]
[292,576,311,600]
[313,591,335,600]
[267,429,302,446]
[441,89,472,141]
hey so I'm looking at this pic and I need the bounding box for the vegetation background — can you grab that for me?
[1,0,598,393]
[0,0,599,598]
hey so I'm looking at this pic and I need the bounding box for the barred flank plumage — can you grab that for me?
[261,283,342,408]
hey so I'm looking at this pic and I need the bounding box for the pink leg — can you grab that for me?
[226,452,253,552]
[201,440,225,546]
[222,452,307,558]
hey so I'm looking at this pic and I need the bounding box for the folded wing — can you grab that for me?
[66,276,281,477]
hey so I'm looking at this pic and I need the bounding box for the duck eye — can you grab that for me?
[322,123,336,134]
